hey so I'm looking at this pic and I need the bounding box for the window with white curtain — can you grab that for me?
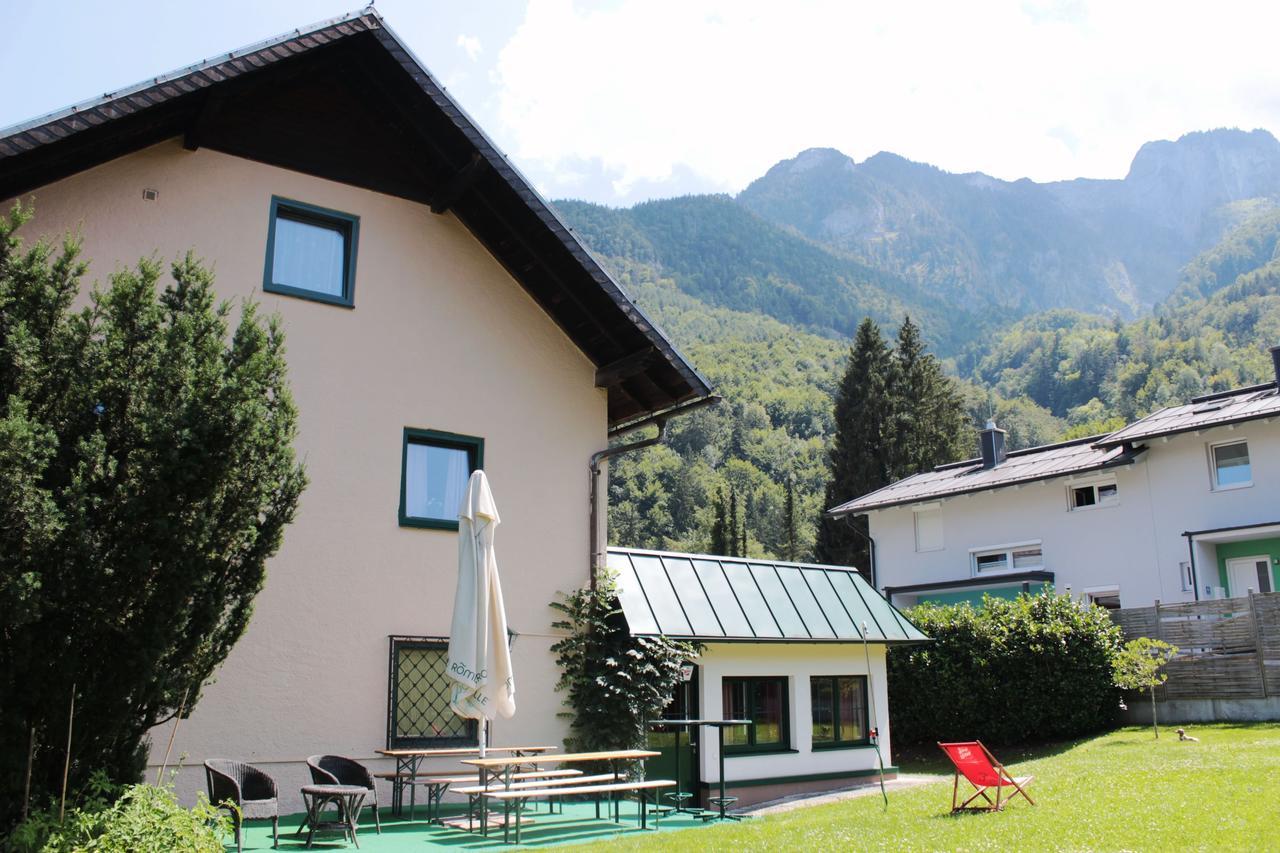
[399,429,484,530]
[264,197,359,307]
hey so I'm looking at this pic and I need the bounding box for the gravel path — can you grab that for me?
[741,774,945,816]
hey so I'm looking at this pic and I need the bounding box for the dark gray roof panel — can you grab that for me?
[608,548,929,644]
[827,436,1142,515]
[1096,384,1280,447]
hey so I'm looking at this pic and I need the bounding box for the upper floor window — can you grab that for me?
[913,504,943,552]
[1209,440,1251,490]
[1069,479,1118,511]
[972,542,1043,574]
[264,196,359,307]
[399,428,484,530]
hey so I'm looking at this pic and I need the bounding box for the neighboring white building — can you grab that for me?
[828,351,1280,611]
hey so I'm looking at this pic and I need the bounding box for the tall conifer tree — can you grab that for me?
[710,489,729,555]
[784,479,798,562]
[816,318,895,571]
[892,316,970,478]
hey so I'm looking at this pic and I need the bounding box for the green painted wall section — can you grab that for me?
[918,583,1051,607]
[1215,537,1280,593]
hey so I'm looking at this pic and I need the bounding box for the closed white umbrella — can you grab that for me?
[447,470,515,758]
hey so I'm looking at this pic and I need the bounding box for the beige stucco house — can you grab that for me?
[0,10,712,813]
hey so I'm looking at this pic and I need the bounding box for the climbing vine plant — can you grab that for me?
[550,570,701,757]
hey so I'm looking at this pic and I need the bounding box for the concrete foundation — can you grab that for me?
[698,771,897,809]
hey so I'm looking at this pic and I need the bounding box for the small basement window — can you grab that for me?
[723,676,789,754]
[264,196,359,307]
[1085,587,1122,610]
[972,543,1043,574]
[388,636,477,747]
[1209,440,1251,490]
[811,675,869,749]
[399,428,484,530]
[1069,479,1118,510]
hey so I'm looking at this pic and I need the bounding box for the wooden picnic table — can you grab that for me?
[461,749,658,835]
[373,745,554,820]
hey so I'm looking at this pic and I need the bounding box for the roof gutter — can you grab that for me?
[589,395,720,589]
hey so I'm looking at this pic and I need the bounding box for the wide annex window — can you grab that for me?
[811,675,869,749]
[399,428,484,530]
[722,676,789,753]
[263,196,359,307]
[387,636,476,747]
[972,542,1043,574]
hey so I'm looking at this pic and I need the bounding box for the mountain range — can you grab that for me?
[561,128,1280,353]
[551,128,1280,561]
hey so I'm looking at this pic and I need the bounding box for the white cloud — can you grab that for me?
[457,33,483,61]
[490,0,1280,203]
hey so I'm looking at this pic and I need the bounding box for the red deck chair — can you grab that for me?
[938,741,1035,812]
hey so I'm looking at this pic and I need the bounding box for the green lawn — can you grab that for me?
[568,724,1280,852]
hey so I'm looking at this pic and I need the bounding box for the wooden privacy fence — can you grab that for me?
[1109,592,1280,700]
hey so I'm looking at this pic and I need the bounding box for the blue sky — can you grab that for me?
[4,1,1279,207]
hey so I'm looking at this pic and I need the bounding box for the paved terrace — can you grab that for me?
[231,800,714,850]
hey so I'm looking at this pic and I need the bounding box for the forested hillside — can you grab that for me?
[556,130,1280,565]
[557,195,981,352]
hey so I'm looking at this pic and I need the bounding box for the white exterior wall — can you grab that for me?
[695,643,891,784]
[8,140,606,813]
[871,419,1280,608]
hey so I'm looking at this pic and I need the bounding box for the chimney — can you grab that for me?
[1271,345,1280,387]
[979,420,1007,470]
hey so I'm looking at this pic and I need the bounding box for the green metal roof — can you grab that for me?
[606,548,929,644]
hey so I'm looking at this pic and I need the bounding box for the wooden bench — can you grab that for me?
[485,779,677,843]
[451,773,620,827]
[380,769,583,822]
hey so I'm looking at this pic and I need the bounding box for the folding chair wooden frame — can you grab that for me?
[938,741,1035,813]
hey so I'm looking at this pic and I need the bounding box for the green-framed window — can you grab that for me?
[387,636,477,748]
[399,428,484,531]
[722,676,789,754]
[263,196,359,307]
[810,675,869,749]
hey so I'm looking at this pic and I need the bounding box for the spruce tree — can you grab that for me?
[727,487,740,558]
[0,207,306,827]
[710,489,728,555]
[784,479,798,562]
[892,315,970,478]
[816,318,895,571]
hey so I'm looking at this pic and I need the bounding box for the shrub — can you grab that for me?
[550,571,701,762]
[5,777,230,852]
[0,204,306,830]
[887,591,1124,746]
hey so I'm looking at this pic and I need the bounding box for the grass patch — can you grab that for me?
[570,724,1280,852]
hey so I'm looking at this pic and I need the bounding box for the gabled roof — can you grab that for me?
[0,9,710,428]
[826,435,1143,516]
[1094,382,1280,447]
[606,547,929,644]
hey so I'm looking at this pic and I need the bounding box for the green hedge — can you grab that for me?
[888,592,1123,746]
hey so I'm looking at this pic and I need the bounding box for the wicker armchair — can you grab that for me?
[204,759,279,852]
[306,755,381,833]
